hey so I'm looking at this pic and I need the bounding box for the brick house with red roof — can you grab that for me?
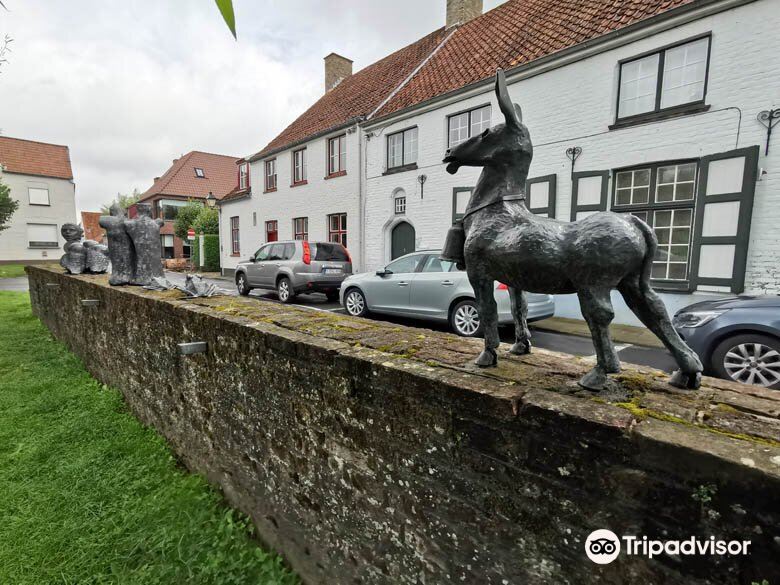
[136,150,241,260]
[0,136,77,263]
[223,0,778,326]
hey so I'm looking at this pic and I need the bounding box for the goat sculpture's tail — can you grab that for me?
[629,215,658,290]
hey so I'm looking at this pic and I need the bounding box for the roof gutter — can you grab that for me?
[246,117,364,163]
[363,0,758,130]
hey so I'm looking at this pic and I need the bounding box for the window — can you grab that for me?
[230,216,240,255]
[613,161,698,283]
[386,253,424,274]
[327,134,346,176]
[526,175,557,217]
[252,212,257,227]
[448,105,491,147]
[158,199,189,221]
[328,213,347,247]
[28,187,50,206]
[452,187,473,223]
[292,148,307,184]
[394,195,406,215]
[265,159,277,191]
[26,223,58,248]
[266,220,278,242]
[195,167,205,178]
[387,127,418,169]
[617,36,710,120]
[238,162,249,189]
[293,217,308,240]
[421,255,458,273]
[182,240,191,259]
[254,244,271,261]
[161,234,175,259]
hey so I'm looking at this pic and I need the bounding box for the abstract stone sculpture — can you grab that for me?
[441,69,703,391]
[60,223,109,275]
[99,203,136,285]
[123,203,164,286]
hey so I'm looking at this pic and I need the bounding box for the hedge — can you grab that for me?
[191,234,221,272]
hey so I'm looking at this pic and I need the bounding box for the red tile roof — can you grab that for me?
[218,185,251,204]
[81,211,106,243]
[139,151,241,202]
[376,0,695,118]
[249,27,448,160]
[0,136,73,180]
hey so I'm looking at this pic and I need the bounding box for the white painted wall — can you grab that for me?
[0,171,77,263]
[362,0,780,325]
[219,125,362,275]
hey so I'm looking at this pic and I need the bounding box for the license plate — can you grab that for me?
[324,268,342,274]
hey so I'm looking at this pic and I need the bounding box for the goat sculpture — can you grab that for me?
[441,69,703,391]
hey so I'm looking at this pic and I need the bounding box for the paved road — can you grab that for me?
[205,275,677,374]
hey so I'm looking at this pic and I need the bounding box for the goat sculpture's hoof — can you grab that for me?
[509,340,532,355]
[578,367,607,391]
[475,348,498,368]
[669,369,702,390]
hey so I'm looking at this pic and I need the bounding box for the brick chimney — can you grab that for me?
[446,0,483,29]
[324,53,353,93]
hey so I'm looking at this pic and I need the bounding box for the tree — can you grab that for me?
[192,206,219,235]
[172,201,203,240]
[100,189,141,215]
[0,179,19,233]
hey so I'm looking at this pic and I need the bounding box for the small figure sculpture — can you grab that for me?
[99,203,136,285]
[441,69,703,391]
[143,274,225,298]
[60,223,109,275]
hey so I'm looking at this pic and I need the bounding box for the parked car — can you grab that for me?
[673,295,780,389]
[234,240,352,303]
[339,250,555,336]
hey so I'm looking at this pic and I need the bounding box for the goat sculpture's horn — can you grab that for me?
[495,68,522,128]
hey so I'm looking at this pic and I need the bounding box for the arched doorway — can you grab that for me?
[391,221,415,260]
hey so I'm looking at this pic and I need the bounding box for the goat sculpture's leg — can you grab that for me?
[508,287,532,355]
[577,287,621,390]
[618,277,703,389]
[469,274,500,367]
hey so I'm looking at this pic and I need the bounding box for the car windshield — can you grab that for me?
[312,243,349,262]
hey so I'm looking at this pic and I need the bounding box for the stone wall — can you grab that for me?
[28,266,780,585]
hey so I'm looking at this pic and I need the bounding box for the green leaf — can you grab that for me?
[214,0,236,39]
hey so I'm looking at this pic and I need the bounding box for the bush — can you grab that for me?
[193,207,219,235]
[173,202,203,240]
[192,234,221,272]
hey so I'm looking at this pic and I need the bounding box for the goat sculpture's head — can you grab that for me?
[443,69,532,175]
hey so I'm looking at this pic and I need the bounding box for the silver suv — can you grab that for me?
[235,240,352,303]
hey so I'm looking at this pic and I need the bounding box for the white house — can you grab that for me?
[361,0,780,325]
[0,136,77,264]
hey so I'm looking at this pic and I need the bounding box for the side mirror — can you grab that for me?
[376,269,393,277]
[248,256,256,263]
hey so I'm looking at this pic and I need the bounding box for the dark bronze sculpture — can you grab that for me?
[441,69,702,391]
[99,203,136,285]
[99,202,164,286]
[60,223,109,275]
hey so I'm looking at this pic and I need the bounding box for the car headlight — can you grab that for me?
[673,310,727,328]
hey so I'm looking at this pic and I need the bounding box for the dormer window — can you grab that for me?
[194,167,205,178]
[238,162,249,190]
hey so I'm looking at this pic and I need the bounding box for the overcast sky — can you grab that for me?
[0,0,506,213]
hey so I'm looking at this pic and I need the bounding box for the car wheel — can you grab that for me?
[325,291,339,303]
[277,277,295,304]
[344,288,368,317]
[236,273,251,296]
[711,334,780,389]
[450,300,483,337]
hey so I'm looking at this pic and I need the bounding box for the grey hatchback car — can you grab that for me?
[339,250,555,336]
[235,240,352,303]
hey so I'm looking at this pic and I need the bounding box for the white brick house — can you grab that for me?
[361,0,779,325]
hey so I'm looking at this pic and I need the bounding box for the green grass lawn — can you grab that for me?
[0,291,299,585]
[0,264,27,278]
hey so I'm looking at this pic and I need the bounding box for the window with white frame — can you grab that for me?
[238,162,249,189]
[448,105,491,147]
[230,216,240,255]
[26,223,58,248]
[387,127,418,169]
[617,36,710,120]
[613,161,698,283]
[293,217,308,240]
[394,194,406,215]
[328,213,347,247]
[194,167,205,178]
[265,159,277,191]
[292,148,307,184]
[161,234,175,259]
[327,134,346,176]
[28,187,50,206]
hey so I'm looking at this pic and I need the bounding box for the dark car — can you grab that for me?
[673,295,780,389]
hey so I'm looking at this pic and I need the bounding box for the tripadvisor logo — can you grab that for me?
[585,529,751,564]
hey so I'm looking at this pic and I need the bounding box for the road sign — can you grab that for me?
[187,228,195,241]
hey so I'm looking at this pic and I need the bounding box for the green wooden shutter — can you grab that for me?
[689,145,759,294]
[525,174,557,218]
[571,170,609,221]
